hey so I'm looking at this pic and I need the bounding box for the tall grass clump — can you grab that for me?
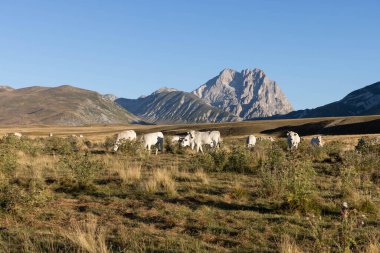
[111,161,142,184]
[143,169,176,196]
[62,215,109,253]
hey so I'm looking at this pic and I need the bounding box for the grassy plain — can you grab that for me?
[0,115,379,252]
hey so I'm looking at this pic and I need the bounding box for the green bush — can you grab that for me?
[59,152,105,188]
[188,153,216,172]
[44,137,75,155]
[116,140,142,156]
[224,146,256,173]
[355,137,380,154]
[0,144,18,176]
[282,160,318,213]
[165,138,184,155]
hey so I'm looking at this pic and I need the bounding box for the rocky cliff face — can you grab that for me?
[116,88,240,124]
[193,68,293,119]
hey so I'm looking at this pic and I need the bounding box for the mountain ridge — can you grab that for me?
[274,81,380,119]
[115,89,240,124]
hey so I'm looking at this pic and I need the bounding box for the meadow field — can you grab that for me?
[0,116,379,252]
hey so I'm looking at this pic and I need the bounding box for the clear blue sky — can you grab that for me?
[0,0,379,110]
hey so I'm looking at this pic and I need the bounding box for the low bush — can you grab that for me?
[0,144,18,176]
[224,146,256,173]
[116,140,143,156]
[59,152,105,188]
[44,137,75,155]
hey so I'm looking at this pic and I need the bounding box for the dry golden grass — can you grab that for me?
[143,168,177,196]
[279,236,304,253]
[0,121,379,252]
[110,160,142,184]
[61,215,109,253]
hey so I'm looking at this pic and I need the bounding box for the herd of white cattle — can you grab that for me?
[111,129,325,154]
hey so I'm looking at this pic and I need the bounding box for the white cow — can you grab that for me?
[113,130,137,151]
[170,135,182,144]
[209,131,222,149]
[142,132,164,155]
[14,132,22,138]
[287,131,301,150]
[311,136,324,147]
[247,135,256,148]
[49,133,53,137]
[181,131,214,153]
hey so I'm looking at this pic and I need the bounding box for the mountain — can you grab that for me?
[277,81,380,119]
[0,85,142,125]
[192,68,293,119]
[115,88,240,124]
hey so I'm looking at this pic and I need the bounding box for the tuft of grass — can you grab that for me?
[62,215,109,253]
[279,235,304,253]
[143,168,176,196]
[111,161,142,184]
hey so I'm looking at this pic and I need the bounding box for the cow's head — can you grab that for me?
[181,134,192,147]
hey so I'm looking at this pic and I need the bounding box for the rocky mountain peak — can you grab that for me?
[152,87,178,95]
[192,68,293,119]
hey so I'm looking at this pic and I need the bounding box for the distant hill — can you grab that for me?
[277,81,380,119]
[193,68,293,119]
[0,85,142,125]
[115,88,240,124]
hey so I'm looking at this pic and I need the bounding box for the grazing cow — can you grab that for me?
[142,132,164,155]
[181,131,213,153]
[287,131,301,150]
[247,135,256,148]
[14,132,22,138]
[79,134,84,138]
[311,136,324,147]
[113,130,137,151]
[170,135,182,144]
[49,133,53,137]
[209,131,222,149]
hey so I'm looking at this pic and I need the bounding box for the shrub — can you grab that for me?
[115,140,142,156]
[224,146,256,173]
[103,136,116,151]
[282,160,318,213]
[59,152,105,188]
[165,138,184,154]
[188,153,216,172]
[44,137,75,155]
[0,144,18,176]
[356,137,380,154]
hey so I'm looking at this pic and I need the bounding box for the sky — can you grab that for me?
[0,0,379,110]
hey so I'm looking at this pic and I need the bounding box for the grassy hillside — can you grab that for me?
[0,85,141,125]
